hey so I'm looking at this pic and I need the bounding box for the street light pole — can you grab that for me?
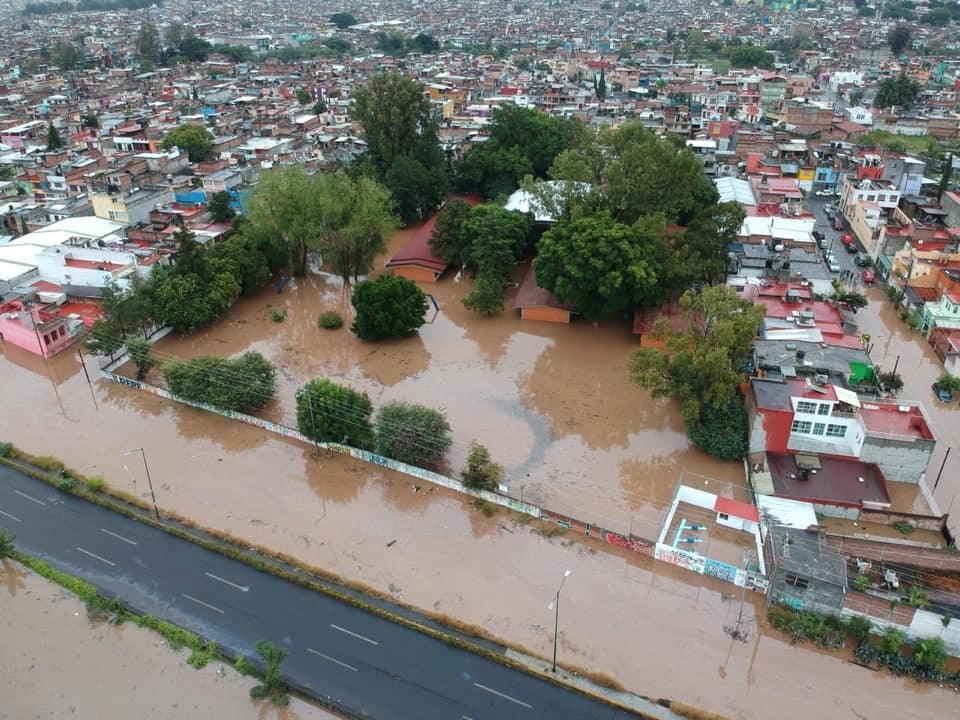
[125,448,160,520]
[548,569,571,673]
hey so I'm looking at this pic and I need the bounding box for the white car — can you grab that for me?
[815,189,833,197]
[828,260,841,273]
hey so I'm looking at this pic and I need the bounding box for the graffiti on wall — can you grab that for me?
[704,558,739,584]
[654,544,705,574]
[604,531,652,553]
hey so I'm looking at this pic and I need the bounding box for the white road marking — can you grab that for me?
[307,648,358,672]
[101,528,137,546]
[205,572,249,592]
[330,623,379,646]
[14,489,45,506]
[182,594,225,614]
[473,682,532,709]
[76,546,116,567]
[0,508,21,522]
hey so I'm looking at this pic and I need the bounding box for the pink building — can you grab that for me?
[0,296,85,358]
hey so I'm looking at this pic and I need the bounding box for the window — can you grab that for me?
[796,400,818,414]
[718,512,729,521]
[791,420,813,434]
[58,327,65,338]
[785,573,809,590]
[813,423,826,436]
[43,334,50,345]
[818,404,831,416]
[826,424,847,438]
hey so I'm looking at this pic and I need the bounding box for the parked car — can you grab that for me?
[815,189,832,197]
[845,242,858,254]
[862,269,876,283]
[833,217,845,231]
[933,383,953,402]
[828,259,842,273]
[854,255,869,267]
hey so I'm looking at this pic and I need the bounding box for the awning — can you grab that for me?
[833,385,861,408]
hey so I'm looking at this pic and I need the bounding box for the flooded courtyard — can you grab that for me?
[1,225,959,718]
[0,562,337,720]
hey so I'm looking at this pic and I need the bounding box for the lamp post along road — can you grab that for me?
[125,448,160,520]
[548,569,571,673]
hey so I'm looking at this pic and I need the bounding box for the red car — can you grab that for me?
[841,234,855,246]
[862,269,876,283]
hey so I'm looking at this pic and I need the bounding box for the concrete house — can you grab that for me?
[765,525,847,615]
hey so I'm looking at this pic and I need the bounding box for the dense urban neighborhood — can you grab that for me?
[3,0,960,718]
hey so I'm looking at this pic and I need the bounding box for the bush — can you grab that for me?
[461,442,503,491]
[58,477,78,492]
[0,528,14,557]
[375,401,452,468]
[161,351,276,411]
[318,311,343,330]
[880,627,905,655]
[351,275,427,341]
[126,337,154,380]
[847,615,873,645]
[853,574,869,592]
[296,379,374,448]
[85,476,106,492]
[687,400,748,461]
[268,308,287,323]
[913,636,948,673]
[0,441,14,457]
[892,520,914,535]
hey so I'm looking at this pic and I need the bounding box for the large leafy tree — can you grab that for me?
[549,121,718,226]
[875,74,921,109]
[296,379,374,448]
[666,201,745,287]
[887,24,912,55]
[687,401,748,461]
[456,105,585,198]
[534,213,663,321]
[375,401,452,468]
[161,124,213,162]
[137,21,161,63]
[207,190,235,222]
[351,73,447,222]
[629,285,766,424]
[428,198,473,267]
[351,275,427,340]
[329,12,357,28]
[161,352,276,411]
[461,205,530,279]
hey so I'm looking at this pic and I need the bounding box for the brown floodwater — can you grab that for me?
[1,226,958,717]
[0,562,339,720]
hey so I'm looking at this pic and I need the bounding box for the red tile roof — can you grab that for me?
[714,496,760,522]
[387,197,483,277]
[513,263,574,311]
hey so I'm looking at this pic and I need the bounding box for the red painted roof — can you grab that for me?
[513,263,574,311]
[386,197,483,276]
[713,496,760,522]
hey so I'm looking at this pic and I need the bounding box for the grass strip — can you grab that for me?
[0,446,697,719]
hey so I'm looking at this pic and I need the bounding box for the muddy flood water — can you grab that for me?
[0,562,338,720]
[1,224,959,718]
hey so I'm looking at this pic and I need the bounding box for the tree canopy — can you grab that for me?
[329,12,357,28]
[375,401,452,468]
[161,124,213,162]
[875,74,921,109]
[459,206,530,314]
[888,24,913,55]
[723,44,774,69]
[456,106,585,198]
[351,275,428,341]
[245,167,396,278]
[534,213,663,321]
[161,352,276,411]
[428,198,473,268]
[296,379,374,449]
[207,191,235,223]
[629,285,765,424]
[351,72,447,222]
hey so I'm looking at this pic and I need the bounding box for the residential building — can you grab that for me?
[764,525,847,615]
[920,290,960,338]
[91,187,175,226]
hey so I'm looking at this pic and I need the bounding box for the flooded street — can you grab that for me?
[2,226,959,717]
[0,562,338,720]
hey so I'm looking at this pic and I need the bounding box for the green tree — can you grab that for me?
[51,40,82,70]
[723,44,774,69]
[296,89,311,104]
[351,72,437,172]
[126,337,154,379]
[461,442,503,491]
[208,233,272,293]
[913,636,948,673]
[153,272,240,331]
[921,7,952,25]
[428,198,473,267]
[383,153,445,223]
[0,528,14,558]
[461,205,530,279]
[687,401,748,460]
[534,213,663,320]
[329,12,357,28]
[630,285,766,424]
[888,24,912,55]
[938,154,953,200]
[549,120,719,226]
[161,124,213,162]
[137,21,161,63]
[161,352,275,411]
[313,101,327,115]
[207,190,235,222]
[250,640,289,704]
[462,274,507,315]
[875,74,920,109]
[375,401,452,467]
[830,279,868,312]
[350,275,427,340]
[296,379,374,448]
[81,113,99,129]
[879,627,905,655]
[246,167,323,275]
[46,123,63,150]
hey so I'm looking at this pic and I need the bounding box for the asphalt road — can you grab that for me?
[0,464,637,720]
[807,194,862,277]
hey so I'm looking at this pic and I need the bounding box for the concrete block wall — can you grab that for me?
[859,436,934,484]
